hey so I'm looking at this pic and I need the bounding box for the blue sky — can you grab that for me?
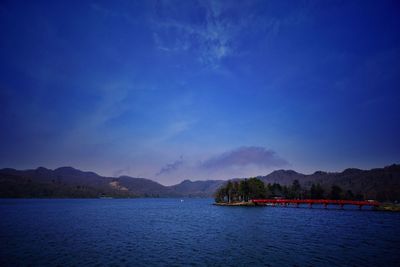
[0,0,399,185]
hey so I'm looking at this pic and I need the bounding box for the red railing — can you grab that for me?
[251,199,380,208]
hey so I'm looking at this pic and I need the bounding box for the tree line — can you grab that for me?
[214,178,363,203]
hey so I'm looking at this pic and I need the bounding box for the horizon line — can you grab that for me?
[1,163,398,187]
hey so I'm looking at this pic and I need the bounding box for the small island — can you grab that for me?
[213,178,397,211]
[214,177,346,205]
[214,178,266,205]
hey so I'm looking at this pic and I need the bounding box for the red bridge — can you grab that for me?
[251,199,380,209]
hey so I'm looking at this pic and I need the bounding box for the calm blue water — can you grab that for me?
[0,199,399,266]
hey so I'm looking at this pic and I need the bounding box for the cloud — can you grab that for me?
[150,0,273,68]
[153,146,288,183]
[152,9,232,67]
[156,156,184,176]
[201,146,288,170]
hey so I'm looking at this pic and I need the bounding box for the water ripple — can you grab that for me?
[0,199,399,266]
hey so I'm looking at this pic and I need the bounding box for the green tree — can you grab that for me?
[282,185,289,198]
[226,181,233,203]
[291,179,301,199]
[248,178,266,199]
[239,179,250,202]
[310,183,324,199]
[214,186,226,203]
[268,183,283,197]
[214,178,267,203]
[330,185,343,200]
[231,181,239,202]
[345,189,354,200]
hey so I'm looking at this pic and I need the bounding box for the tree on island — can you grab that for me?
[291,179,301,199]
[214,187,226,203]
[239,179,250,202]
[214,178,266,203]
[214,178,355,203]
[310,183,324,199]
[248,178,267,199]
[329,185,343,200]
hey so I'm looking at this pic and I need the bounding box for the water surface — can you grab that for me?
[1,198,399,266]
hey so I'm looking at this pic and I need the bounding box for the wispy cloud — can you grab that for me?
[200,146,288,170]
[93,0,308,69]
[151,0,279,68]
[113,166,132,177]
[154,146,288,181]
[156,156,184,176]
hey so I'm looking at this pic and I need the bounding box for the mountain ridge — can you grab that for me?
[0,164,399,200]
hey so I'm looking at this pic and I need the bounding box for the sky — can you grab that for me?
[0,0,399,185]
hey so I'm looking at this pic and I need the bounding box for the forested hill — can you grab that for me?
[0,164,399,200]
[0,167,224,198]
[257,164,400,201]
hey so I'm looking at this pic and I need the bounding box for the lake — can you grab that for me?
[0,198,399,266]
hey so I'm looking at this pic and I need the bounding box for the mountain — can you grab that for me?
[0,166,130,198]
[0,167,223,198]
[0,164,399,200]
[258,170,306,185]
[116,176,175,197]
[170,179,225,197]
[258,164,400,201]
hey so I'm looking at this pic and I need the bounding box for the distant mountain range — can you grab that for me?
[258,164,400,201]
[1,164,399,200]
[0,166,225,198]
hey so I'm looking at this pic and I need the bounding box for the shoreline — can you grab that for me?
[214,201,400,212]
[213,201,256,207]
[374,203,400,212]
